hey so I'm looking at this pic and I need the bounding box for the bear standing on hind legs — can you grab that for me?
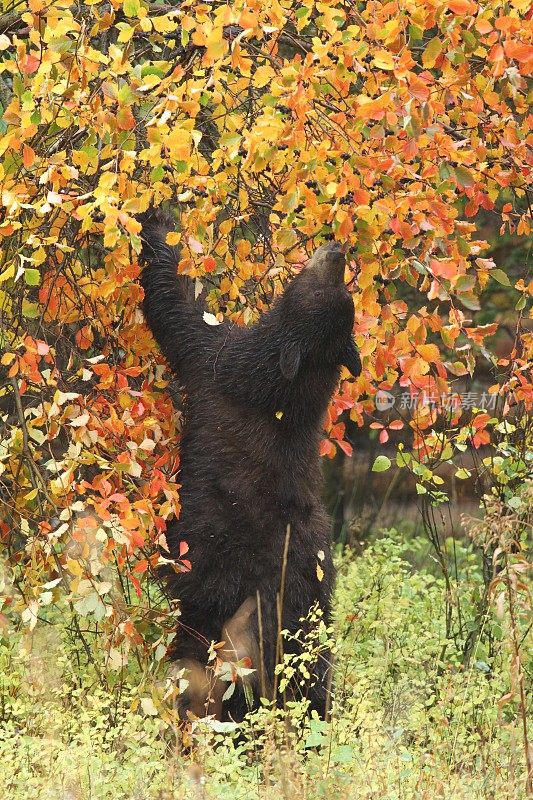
[139,208,361,722]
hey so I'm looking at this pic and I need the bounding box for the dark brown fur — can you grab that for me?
[139,208,360,720]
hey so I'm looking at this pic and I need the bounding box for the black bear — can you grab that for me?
[139,208,360,721]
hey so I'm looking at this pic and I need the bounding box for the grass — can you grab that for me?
[1,531,530,799]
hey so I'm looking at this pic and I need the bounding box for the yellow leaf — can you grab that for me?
[274,228,297,250]
[254,65,276,88]
[1,351,15,366]
[219,219,233,236]
[165,232,181,246]
[380,19,400,44]
[66,559,84,576]
[373,50,395,71]
[117,23,135,43]
[153,15,178,33]
[316,563,324,582]
[0,263,15,283]
[417,343,440,362]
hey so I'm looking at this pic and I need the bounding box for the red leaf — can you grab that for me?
[21,54,40,74]
[128,574,142,598]
[203,255,216,273]
[337,439,353,457]
[319,439,336,458]
[388,420,404,430]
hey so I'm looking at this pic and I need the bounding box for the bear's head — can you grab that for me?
[277,242,358,379]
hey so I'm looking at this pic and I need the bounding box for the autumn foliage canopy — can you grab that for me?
[0,0,532,666]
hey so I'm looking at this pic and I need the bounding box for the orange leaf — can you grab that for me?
[408,78,430,102]
[388,420,404,430]
[504,40,533,63]
[23,145,35,168]
[417,343,440,362]
[76,325,93,350]
[319,439,336,458]
[447,0,477,13]
[488,44,504,62]
[337,439,353,457]
[430,259,457,279]
[21,53,40,74]
[203,255,216,273]
[117,107,136,131]
[475,18,493,34]
[128,574,142,598]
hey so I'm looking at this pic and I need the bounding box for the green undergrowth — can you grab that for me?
[1,531,530,799]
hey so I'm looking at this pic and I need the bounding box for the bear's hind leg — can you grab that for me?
[176,596,265,722]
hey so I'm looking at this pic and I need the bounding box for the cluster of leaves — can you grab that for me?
[0,0,532,663]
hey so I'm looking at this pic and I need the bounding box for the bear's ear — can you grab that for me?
[341,338,361,377]
[279,339,301,381]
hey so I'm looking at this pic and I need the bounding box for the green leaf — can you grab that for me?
[396,450,411,467]
[304,731,324,748]
[455,468,471,480]
[422,37,443,69]
[222,682,235,702]
[123,0,140,17]
[412,259,427,275]
[330,745,354,764]
[24,268,40,286]
[490,268,511,287]
[140,64,166,78]
[22,300,40,318]
[454,165,475,188]
[372,455,391,472]
[455,275,476,292]
[460,292,481,311]
[457,236,471,256]
[462,30,477,51]
[507,496,522,510]
[150,165,164,182]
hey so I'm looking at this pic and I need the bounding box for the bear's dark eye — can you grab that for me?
[314,290,322,299]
